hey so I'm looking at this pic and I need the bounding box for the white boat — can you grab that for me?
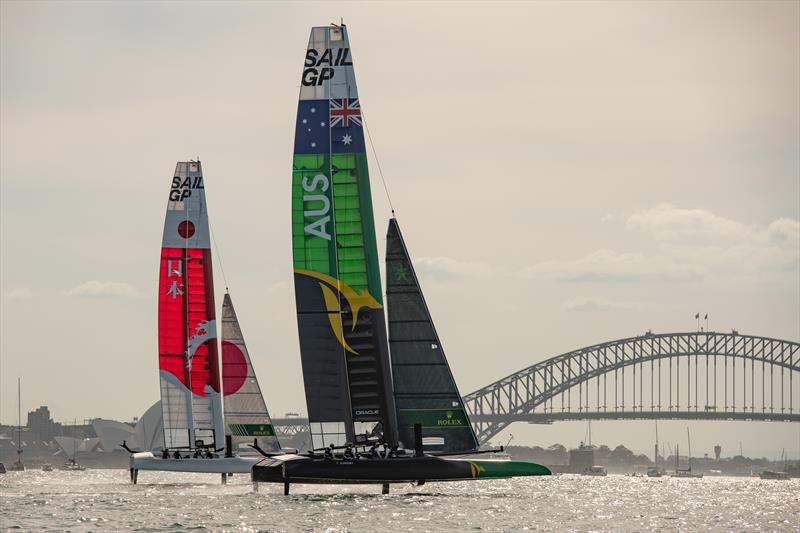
[59,458,86,471]
[582,465,607,476]
[130,161,282,483]
[670,430,703,478]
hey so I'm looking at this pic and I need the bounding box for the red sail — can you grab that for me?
[157,161,223,450]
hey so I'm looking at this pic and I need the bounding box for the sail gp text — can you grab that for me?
[302,48,352,86]
[169,175,204,201]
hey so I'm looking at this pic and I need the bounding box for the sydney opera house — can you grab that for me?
[91,401,163,453]
[1,402,163,468]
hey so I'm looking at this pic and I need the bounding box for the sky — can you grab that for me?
[1,1,798,458]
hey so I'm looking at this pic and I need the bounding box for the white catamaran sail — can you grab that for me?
[221,293,281,452]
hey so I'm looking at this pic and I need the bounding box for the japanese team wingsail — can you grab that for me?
[158,161,224,451]
[130,161,281,482]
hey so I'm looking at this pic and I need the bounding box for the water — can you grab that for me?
[1,470,798,532]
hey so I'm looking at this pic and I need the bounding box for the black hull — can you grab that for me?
[251,454,551,485]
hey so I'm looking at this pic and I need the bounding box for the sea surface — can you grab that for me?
[1,469,798,532]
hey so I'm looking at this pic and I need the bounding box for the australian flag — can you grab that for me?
[294,99,366,155]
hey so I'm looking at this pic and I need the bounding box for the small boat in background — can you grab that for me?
[671,432,703,479]
[647,421,664,477]
[759,470,789,480]
[8,459,25,472]
[760,450,790,480]
[0,462,6,474]
[582,465,608,476]
[60,458,86,471]
[9,378,25,472]
[646,466,663,478]
[41,463,53,472]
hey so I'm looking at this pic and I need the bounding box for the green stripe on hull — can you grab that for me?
[457,459,552,478]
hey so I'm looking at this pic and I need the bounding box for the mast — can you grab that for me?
[386,219,479,452]
[687,427,692,472]
[17,378,22,459]
[654,421,659,469]
[292,24,397,448]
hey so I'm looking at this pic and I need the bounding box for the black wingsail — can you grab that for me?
[386,218,479,453]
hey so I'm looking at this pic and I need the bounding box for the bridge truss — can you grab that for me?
[463,331,800,444]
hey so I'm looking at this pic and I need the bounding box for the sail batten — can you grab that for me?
[386,218,479,453]
[292,25,398,449]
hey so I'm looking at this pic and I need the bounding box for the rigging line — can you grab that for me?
[361,111,396,217]
[209,221,230,293]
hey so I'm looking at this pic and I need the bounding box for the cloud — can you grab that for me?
[627,204,799,275]
[626,203,749,241]
[5,288,33,302]
[600,213,616,223]
[525,205,798,284]
[561,296,651,312]
[266,281,290,293]
[65,281,138,298]
[766,218,800,245]
[413,256,495,282]
[521,249,703,283]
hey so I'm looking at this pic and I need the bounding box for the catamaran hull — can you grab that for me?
[131,452,259,475]
[251,455,551,485]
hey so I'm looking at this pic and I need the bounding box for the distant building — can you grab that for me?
[27,406,62,440]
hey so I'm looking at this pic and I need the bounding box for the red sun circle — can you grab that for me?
[221,340,248,396]
[177,220,195,238]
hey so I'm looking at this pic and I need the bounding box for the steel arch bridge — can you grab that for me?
[463,331,800,444]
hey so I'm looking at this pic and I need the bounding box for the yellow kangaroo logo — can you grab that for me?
[468,461,487,478]
[295,269,382,354]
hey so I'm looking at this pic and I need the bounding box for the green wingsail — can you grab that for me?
[291,24,398,448]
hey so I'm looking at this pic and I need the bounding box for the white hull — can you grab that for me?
[131,452,259,474]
